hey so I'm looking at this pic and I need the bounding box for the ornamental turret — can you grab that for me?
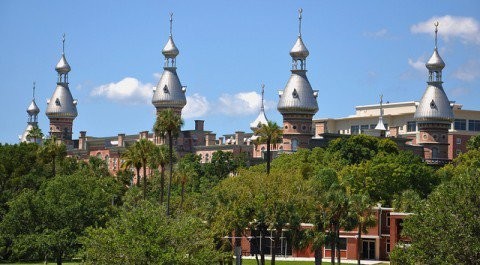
[45,34,78,144]
[250,84,269,131]
[152,13,187,116]
[277,9,318,152]
[20,82,41,143]
[414,22,454,162]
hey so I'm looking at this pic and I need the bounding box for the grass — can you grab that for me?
[242,260,330,265]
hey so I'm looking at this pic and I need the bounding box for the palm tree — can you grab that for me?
[153,108,183,216]
[348,193,376,265]
[121,145,142,187]
[148,144,170,204]
[38,137,66,177]
[176,158,197,209]
[134,139,155,199]
[254,121,283,174]
[27,125,43,144]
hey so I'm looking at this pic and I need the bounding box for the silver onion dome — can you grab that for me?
[277,71,318,114]
[27,99,40,116]
[425,48,445,71]
[162,36,179,58]
[414,84,453,123]
[55,54,71,74]
[290,37,309,60]
[45,83,78,118]
[152,69,186,108]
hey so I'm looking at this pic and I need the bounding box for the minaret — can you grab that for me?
[375,95,386,137]
[45,34,78,145]
[250,84,269,131]
[277,9,318,152]
[152,13,187,116]
[20,82,41,143]
[413,22,454,162]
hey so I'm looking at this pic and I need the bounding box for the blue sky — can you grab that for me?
[1,0,479,143]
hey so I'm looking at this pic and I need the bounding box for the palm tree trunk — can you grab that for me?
[180,180,185,209]
[52,155,56,177]
[160,165,165,204]
[136,167,141,187]
[357,223,362,265]
[330,224,335,265]
[260,226,265,265]
[143,160,147,200]
[314,246,323,265]
[266,139,271,174]
[166,131,173,216]
[271,227,281,265]
[336,227,341,265]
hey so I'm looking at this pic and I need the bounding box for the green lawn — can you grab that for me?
[242,260,329,265]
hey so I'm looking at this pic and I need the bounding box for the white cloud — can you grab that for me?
[183,93,210,119]
[408,56,426,71]
[411,15,480,45]
[90,77,153,104]
[453,60,480,82]
[363,28,388,38]
[217,91,274,116]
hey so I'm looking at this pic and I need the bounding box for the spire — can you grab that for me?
[162,12,180,66]
[55,33,71,82]
[261,84,265,112]
[425,21,445,82]
[289,8,309,70]
[250,84,269,131]
[27,82,40,118]
[375,94,386,131]
[298,8,302,37]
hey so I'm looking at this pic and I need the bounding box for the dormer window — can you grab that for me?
[430,100,436,109]
[163,85,169,93]
[292,89,298,98]
[55,98,61,106]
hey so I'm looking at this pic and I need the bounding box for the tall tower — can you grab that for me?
[45,34,78,144]
[277,9,318,152]
[413,22,454,162]
[152,13,187,116]
[250,84,269,131]
[20,82,41,143]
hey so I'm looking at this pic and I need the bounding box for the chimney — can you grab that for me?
[118,133,125,147]
[218,137,224,145]
[195,120,205,131]
[205,133,216,146]
[139,131,149,139]
[79,131,86,150]
[235,131,245,145]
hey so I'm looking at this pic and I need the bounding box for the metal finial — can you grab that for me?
[33,82,36,100]
[298,8,303,37]
[434,21,439,49]
[379,94,383,116]
[261,84,265,111]
[169,12,173,36]
[62,33,66,54]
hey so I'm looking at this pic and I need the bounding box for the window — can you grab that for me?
[360,125,369,133]
[454,119,467,130]
[351,125,360,135]
[468,120,480,131]
[456,138,462,145]
[384,123,388,130]
[291,139,299,152]
[370,124,376,129]
[407,121,416,132]
[386,213,390,227]
[386,242,391,254]
[456,149,462,156]
[325,238,347,250]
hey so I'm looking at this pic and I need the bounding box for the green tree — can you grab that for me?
[37,138,67,177]
[26,125,43,143]
[82,200,222,264]
[134,139,155,199]
[347,193,376,265]
[391,168,480,265]
[176,156,197,209]
[0,172,120,264]
[254,121,283,174]
[121,144,142,187]
[466,134,480,150]
[148,144,170,204]
[153,108,183,216]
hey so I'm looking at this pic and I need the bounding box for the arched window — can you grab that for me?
[291,139,299,152]
[431,147,439,159]
[105,155,110,167]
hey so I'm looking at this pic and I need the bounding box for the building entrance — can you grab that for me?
[362,240,375,260]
